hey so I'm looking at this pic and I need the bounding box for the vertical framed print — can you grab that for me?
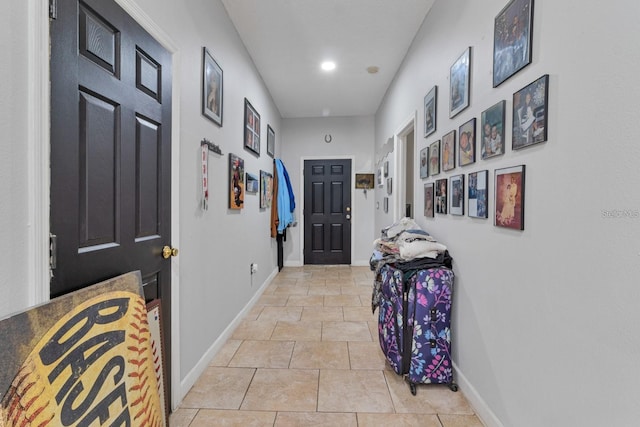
[494,165,525,230]
[424,86,437,137]
[493,0,534,87]
[229,153,245,209]
[442,130,456,172]
[429,140,441,176]
[420,147,429,179]
[450,174,465,216]
[202,47,223,126]
[450,47,471,118]
[267,124,275,158]
[481,100,506,159]
[244,98,260,156]
[435,178,448,214]
[512,74,549,150]
[458,118,476,167]
[424,182,434,218]
[259,169,273,209]
[468,170,489,218]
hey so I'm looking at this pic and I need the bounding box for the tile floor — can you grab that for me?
[170,266,485,427]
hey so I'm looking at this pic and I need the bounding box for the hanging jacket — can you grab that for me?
[275,159,294,233]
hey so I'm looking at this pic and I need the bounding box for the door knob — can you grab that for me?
[162,245,179,259]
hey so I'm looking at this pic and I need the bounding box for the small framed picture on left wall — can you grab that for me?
[202,47,223,126]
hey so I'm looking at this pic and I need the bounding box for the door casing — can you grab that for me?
[28,0,182,410]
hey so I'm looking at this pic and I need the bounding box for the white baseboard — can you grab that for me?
[453,362,504,427]
[351,260,370,267]
[283,260,303,267]
[176,267,279,404]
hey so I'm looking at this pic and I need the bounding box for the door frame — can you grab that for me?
[392,112,417,222]
[28,0,182,411]
[299,155,355,265]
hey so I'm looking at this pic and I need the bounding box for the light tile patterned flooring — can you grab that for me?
[170,266,484,427]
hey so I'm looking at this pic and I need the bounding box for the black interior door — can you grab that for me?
[304,159,352,264]
[50,0,172,407]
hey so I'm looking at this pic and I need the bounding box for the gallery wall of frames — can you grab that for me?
[420,0,543,231]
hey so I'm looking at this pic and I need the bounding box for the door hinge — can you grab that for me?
[49,0,57,20]
[49,233,57,270]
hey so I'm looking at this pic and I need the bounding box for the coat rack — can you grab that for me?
[201,138,223,155]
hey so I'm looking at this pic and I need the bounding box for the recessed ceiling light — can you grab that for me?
[321,61,336,71]
[367,66,380,74]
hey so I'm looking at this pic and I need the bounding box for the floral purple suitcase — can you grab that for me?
[377,265,457,395]
[406,268,457,394]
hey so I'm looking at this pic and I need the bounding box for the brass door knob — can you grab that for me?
[162,245,179,259]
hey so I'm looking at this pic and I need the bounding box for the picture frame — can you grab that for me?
[424,182,434,218]
[494,165,525,230]
[468,170,489,218]
[450,174,465,216]
[377,167,384,187]
[429,140,440,176]
[244,98,260,156]
[442,130,456,172]
[259,169,273,209]
[245,172,259,194]
[493,0,534,87]
[435,178,448,214]
[384,197,389,213]
[419,147,429,179]
[386,177,393,195]
[512,74,549,150]
[458,118,476,167]
[384,161,389,177]
[267,124,275,158]
[229,153,245,209]
[481,100,506,159]
[424,85,437,137]
[355,173,375,189]
[202,47,223,126]
[449,47,471,118]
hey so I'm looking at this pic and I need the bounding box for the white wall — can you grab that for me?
[0,1,30,317]
[375,1,640,426]
[280,116,376,266]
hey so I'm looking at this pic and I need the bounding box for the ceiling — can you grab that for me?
[221,0,435,119]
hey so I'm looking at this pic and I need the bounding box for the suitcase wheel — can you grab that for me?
[449,383,459,392]
[409,383,417,396]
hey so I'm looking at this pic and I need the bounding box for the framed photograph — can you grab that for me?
[493,0,534,87]
[495,165,525,230]
[424,182,434,218]
[435,178,448,214]
[245,172,259,194]
[377,167,383,187]
[468,170,489,218]
[384,197,389,213]
[386,177,393,195]
[267,124,275,158]
[481,100,506,159]
[202,47,223,126]
[244,98,260,156]
[259,170,273,209]
[442,130,456,172]
[458,118,476,167]
[450,174,465,216]
[513,74,549,150]
[429,140,440,176]
[424,86,437,137]
[229,153,244,209]
[384,161,389,177]
[450,47,471,118]
[355,173,375,189]
[420,147,429,179]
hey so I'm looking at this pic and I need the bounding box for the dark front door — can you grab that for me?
[50,0,173,404]
[304,159,352,264]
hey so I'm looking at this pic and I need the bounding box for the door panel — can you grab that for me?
[50,0,172,409]
[304,159,351,264]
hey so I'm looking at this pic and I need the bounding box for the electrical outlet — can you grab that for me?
[250,263,258,274]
